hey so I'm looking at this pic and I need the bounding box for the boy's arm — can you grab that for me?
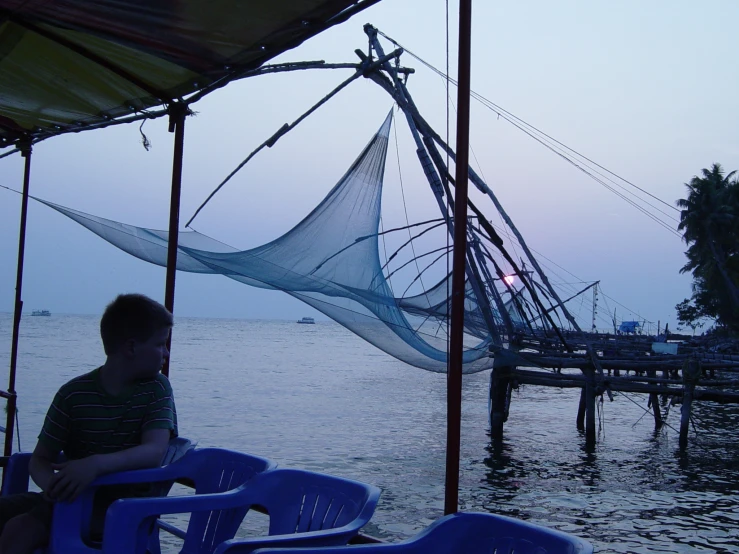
[89,427,171,475]
[29,440,63,494]
[46,428,170,502]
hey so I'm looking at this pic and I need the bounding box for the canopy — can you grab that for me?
[0,0,379,148]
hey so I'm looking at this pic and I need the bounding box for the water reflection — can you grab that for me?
[467,391,739,553]
[3,315,738,553]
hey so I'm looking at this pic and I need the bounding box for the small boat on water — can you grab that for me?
[31,309,51,317]
[297,317,315,324]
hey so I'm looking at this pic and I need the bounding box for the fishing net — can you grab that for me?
[38,113,495,373]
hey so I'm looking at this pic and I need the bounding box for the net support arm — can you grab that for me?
[186,49,404,228]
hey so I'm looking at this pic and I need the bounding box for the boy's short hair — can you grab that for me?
[100,294,173,355]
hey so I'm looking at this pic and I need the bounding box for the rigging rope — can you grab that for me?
[440,81,523,267]
[392,107,432,303]
[375,30,682,238]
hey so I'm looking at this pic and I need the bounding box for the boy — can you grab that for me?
[0,293,177,554]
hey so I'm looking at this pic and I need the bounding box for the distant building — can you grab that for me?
[618,320,641,334]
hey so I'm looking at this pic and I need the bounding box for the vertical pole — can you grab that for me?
[489,360,512,442]
[5,142,32,456]
[584,369,596,447]
[576,388,586,431]
[680,358,700,450]
[162,103,187,378]
[445,0,472,516]
[591,283,598,332]
[648,368,663,429]
[679,384,693,450]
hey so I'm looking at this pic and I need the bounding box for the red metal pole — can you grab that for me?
[162,104,186,377]
[444,0,473,516]
[5,143,32,456]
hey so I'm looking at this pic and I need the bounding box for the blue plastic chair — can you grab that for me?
[49,447,275,554]
[250,512,594,554]
[1,451,34,496]
[100,467,381,554]
[0,437,195,553]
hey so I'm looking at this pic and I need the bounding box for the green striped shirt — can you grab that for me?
[39,367,177,460]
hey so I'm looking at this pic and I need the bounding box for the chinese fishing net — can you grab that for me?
[36,113,497,373]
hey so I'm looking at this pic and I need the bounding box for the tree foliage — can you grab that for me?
[674,298,704,335]
[676,163,739,331]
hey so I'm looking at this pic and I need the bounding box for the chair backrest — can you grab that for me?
[1,452,32,496]
[404,512,593,554]
[148,436,195,501]
[183,448,276,554]
[247,512,593,554]
[161,436,194,466]
[248,468,380,536]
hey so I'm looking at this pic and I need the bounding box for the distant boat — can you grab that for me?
[31,309,51,317]
[297,317,315,324]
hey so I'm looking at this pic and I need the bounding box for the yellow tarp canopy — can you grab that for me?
[0,0,378,148]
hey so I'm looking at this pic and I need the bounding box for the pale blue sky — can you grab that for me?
[1,1,737,330]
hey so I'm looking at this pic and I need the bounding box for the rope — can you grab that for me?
[393,107,431,304]
[139,119,152,151]
[378,212,393,296]
[375,30,682,238]
[439,83,521,268]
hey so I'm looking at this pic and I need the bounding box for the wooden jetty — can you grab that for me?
[488,331,739,450]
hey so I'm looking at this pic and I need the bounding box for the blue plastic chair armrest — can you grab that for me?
[356,491,381,529]
[156,519,188,540]
[214,526,367,554]
[101,486,257,554]
[251,547,399,554]
[89,463,182,487]
[49,461,193,554]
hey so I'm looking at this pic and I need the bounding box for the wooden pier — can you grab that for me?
[488,332,739,449]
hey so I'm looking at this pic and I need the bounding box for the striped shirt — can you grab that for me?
[38,367,177,460]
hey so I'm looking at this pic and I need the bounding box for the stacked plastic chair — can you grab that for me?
[52,447,275,553]
[2,445,384,554]
[105,467,381,554]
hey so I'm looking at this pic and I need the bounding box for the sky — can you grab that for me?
[1,0,737,331]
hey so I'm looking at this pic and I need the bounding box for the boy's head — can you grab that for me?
[100,294,173,374]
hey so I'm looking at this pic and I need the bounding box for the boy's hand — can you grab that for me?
[47,456,100,502]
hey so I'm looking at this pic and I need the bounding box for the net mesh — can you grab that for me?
[39,113,495,373]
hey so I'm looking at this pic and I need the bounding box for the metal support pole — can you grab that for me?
[445,0,472,516]
[162,103,187,377]
[5,142,32,456]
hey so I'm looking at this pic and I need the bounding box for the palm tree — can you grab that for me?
[677,163,739,326]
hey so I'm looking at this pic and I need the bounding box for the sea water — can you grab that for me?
[1,313,738,553]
